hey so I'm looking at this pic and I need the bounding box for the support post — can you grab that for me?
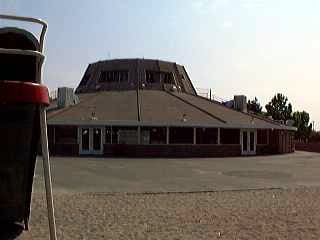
[166,127,170,144]
[40,108,57,240]
[193,128,196,144]
[102,126,106,145]
[110,126,113,144]
[137,126,141,144]
[217,128,221,145]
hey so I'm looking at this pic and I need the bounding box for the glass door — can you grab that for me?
[80,127,103,155]
[241,129,256,155]
[92,128,102,154]
[81,128,90,154]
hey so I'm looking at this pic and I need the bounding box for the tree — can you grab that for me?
[247,97,262,114]
[265,93,292,121]
[292,111,313,142]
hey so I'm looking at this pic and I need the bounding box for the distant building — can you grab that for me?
[47,59,296,157]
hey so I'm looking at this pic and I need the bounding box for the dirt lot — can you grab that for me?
[20,188,320,240]
[16,151,320,239]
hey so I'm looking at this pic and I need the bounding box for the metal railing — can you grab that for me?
[195,87,231,103]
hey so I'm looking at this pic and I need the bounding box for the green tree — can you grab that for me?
[247,97,262,114]
[292,111,313,142]
[265,93,292,121]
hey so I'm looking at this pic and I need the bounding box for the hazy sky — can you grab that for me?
[1,0,319,129]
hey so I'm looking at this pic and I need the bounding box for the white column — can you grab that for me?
[166,127,170,144]
[193,128,196,144]
[217,128,221,145]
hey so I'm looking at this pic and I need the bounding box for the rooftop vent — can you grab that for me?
[223,100,234,108]
[286,120,294,126]
[234,95,247,113]
[57,87,79,108]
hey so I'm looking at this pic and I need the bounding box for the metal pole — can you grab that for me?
[40,108,57,240]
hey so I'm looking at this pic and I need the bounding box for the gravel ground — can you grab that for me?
[19,187,320,240]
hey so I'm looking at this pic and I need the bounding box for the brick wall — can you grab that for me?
[268,130,295,154]
[296,143,320,153]
[47,125,295,157]
[103,144,241,158]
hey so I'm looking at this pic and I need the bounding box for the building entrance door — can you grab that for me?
[80,127,103,155]
[241,129,256,155]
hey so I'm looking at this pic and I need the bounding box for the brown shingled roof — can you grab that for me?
[48,91,139,123]
[170,92,288,129]
[47,90,295,130]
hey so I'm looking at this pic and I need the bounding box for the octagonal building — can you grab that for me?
[47,58,296,157]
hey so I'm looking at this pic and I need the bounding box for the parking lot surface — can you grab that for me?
[33,151,320,193]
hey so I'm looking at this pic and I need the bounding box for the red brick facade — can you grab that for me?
[103,144,241,158]
[295,143,320,153]
[48,125,295,157]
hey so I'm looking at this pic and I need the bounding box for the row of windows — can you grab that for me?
[51,126,246,145]
[145,71,175,84]
[98,70,176,84]
[99,71,129,83]
[50,126,275,147]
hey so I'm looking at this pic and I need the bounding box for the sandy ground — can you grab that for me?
[19,187,320,240]
[15,152,320,239]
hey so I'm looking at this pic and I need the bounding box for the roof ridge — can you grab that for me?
[165,90,227,124]
[136,59,141,122]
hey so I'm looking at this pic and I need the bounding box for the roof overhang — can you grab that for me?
[47,119,297,130]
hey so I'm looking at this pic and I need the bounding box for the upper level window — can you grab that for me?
[145,71,174,84]
[146,71,157,84]
[98,72,106,83]
[99,71,129,83]
[119,71,129,82]
[106,71,113,82]
[162,72,174,84]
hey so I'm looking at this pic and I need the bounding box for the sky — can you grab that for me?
[1,0,319,129]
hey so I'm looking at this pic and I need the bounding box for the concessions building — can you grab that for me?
[47,59,296,157]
